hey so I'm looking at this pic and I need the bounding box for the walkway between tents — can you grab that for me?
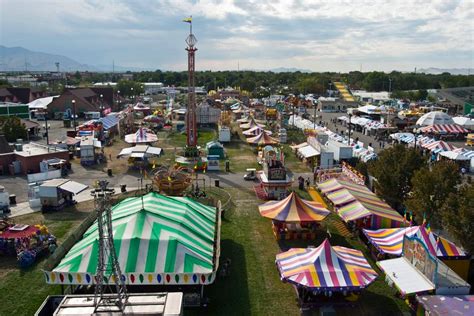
[308,186,328,208]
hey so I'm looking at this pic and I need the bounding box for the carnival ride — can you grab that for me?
[153,166,192,196]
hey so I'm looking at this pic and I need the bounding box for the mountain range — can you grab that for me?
[418,67,472,75]
[0,45,145,72]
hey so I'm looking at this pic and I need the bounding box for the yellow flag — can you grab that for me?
[183,17,192,23]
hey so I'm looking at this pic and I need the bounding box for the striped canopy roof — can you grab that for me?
[419,124,469,134]
[337,198,403,223]
[45,192,220,285]
[276,239,377,291]
[258,192,330,222]
[242,126,272,137]
[247,131,279,145]
[240,117,263,130]
[363,225,467,258]
[421,140,455,153]
[124,128,158,144]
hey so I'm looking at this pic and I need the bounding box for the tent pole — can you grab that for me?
[200,284,204,300]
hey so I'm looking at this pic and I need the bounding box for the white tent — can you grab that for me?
[27,96,59,109]
[439,151,471,161]
[416,111,454,126]
[452,116,474,129]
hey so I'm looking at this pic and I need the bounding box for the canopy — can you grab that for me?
[421,140,455,153]
[363,225,467,258]
[247,131,279,146]
[417,295,474,316]
[453,116,474,129]
[242,126,272,137]
[44,192,220,285]
[416,111,454,126]
[59,181,89,195]
[439,151,471,161]
[117,145,162,158]
[297,145,319,158]
[377,257,435,295]
[144,115,163,123]
[100,115,119,130]
[419,124,469,134]
[337,198,403,223]
[240,117,263,130]
[124,128,158,144]
[258,192,329,222]
[276,239,377,291]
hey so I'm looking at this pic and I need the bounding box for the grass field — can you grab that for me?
[0,186,410,316]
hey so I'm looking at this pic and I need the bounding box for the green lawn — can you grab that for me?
[0,186,410,316]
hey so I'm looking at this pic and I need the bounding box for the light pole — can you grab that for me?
[72,99,77,132]
[389,78,392,94]
[131,87,134,103]
[100,94,104,117]
[348,113,352,146]
[413,128,418,150]
[313,102,317,130]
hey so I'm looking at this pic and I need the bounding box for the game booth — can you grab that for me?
[377,229,470,310]
[255,146,293,200]
[0,221,56,268]
[117,145,163,170]
[43,192,221,306]
[276,239,378,308]
[317,178,405,229]
[363,225,470,280]
[258,192,330,240]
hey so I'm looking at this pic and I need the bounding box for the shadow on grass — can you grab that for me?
[187,239,250,316]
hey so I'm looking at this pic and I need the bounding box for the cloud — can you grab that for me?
[0,0,472,71]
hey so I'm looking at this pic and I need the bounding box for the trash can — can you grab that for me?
[215,180,220,187]
[121,184,127,193]
[107,168,113,176]
[9,194,16,205]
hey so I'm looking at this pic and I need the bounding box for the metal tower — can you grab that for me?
[184,18,199,157]
[92,180,128,313]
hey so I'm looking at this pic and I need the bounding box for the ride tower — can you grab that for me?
[184,17,199,158]
[92,181,128,313]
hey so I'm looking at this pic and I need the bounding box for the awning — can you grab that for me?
[131,152,145,158]
[377,257,435,295]
[290,142,308,150]
[146,147,162,156]
[59,181,89,195]
[297,145,319,158]
[99,115,119,130]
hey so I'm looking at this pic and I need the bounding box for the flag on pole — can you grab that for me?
[183,17,192,23]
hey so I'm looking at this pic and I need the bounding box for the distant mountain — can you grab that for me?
[0,45,97,71]
[418,67,472,75]
[0,45,147,72]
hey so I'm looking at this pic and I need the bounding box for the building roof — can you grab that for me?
[0,135,13,154]
[20,119,39,130]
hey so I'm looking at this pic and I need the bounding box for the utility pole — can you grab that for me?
[184,16,198,156]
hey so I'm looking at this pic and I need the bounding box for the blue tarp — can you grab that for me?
[100,115,119,130]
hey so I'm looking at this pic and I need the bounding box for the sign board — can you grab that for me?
[402,235,437,283]
[268,167,286,181]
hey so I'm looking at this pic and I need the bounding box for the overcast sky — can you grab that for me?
[1,0,473,72]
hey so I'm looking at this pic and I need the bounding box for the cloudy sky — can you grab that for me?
[1,0,473,72]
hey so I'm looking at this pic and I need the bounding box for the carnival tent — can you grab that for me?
[276,239,377,291]
[258,192,329,222]
[421,140,456,153]
[242,126,273,137]
[240,117,263,130]
[44,192,220,285]
[416,111,454,126]
[117,145,163,158]
[363,226,466,258]
[453,117,474,129]
[419,124,469,134]
[247,131,279,146]
[439,151,471,161]
[124,128,158,144]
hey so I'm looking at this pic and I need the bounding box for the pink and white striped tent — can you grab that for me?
[124,127,158,144]
[421,140,455,153]
[419,124,469,134]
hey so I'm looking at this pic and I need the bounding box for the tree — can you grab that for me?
[405,160,461,228]
[440,184,474,253]
[0,117,27,142]
[116,80,144,97]
[368,144,425,211]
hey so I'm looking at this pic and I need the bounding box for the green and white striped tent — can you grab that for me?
[44,192,221,285]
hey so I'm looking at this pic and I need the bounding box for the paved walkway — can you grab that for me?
[8,186,139,218]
